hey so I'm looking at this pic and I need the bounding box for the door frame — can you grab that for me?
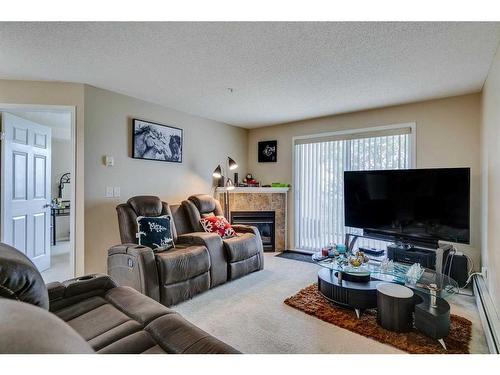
[0,103,77,278]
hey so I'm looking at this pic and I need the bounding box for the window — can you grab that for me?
[293,124,414,252]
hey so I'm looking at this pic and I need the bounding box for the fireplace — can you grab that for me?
[231,211,275,252]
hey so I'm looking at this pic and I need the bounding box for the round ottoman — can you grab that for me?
[376,283,415,332]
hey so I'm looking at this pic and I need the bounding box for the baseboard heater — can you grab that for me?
[473,275,500,354]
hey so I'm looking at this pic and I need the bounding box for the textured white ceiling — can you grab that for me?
[1,22,499,128]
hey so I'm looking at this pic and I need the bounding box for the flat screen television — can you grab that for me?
[344,168,470,246]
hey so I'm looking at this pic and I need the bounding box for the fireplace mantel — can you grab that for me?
[215,187,289,194]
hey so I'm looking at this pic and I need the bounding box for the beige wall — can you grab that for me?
[481,45,500,312]
[248,94,482,265]
[84,85,248,273]
[0,80,85,276]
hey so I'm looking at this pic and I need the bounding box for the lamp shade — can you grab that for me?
[228,157,238,170]
[226,178,235,190]
[212,165,222,178]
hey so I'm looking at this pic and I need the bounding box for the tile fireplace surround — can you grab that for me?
[216,187,289,251]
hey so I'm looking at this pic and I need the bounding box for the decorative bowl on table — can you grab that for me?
[348,251,370,267]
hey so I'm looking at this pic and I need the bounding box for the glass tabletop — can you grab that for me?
[311,252,459,298]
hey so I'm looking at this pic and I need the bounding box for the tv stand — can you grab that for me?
[387,243,452,273]
[344,233,452,274]
[387,244,436,269]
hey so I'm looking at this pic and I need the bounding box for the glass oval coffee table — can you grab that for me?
[312,252,459,349]
[312,252,458,298]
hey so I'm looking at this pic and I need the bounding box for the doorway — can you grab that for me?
[0,105,76,282]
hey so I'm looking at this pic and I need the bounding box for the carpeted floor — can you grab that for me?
[174,253,489,354]
[285,283,471,354]
[41,241,73,283]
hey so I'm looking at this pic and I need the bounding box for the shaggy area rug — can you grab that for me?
[284,283,472,354]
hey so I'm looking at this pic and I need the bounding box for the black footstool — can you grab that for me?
[376,283,415,332]
[413,290,451,350]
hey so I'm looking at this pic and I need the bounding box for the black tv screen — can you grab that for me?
[344,168,470,245]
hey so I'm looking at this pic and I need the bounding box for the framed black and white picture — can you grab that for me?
[132,118,183,163]
[258,140,277,163]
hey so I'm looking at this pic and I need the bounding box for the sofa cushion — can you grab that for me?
[155,245,210,285]
[223,233,260,262]
[64,302,131,341]
[51,286,238,354]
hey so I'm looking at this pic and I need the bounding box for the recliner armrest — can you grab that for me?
[176,232,223,247]
[108,243,155,257]
[46,281,65,301]
[176,232,228,287]
[48,274,117,312]
[107,243,160,302]
[232,224,260,237]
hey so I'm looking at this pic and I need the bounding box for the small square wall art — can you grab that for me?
[258,140,277,162]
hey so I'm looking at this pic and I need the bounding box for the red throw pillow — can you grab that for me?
[199,216,236,237]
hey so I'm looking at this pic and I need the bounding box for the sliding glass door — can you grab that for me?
[294,127,413,252]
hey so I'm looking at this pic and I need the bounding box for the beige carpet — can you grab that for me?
[41,241,73,283]
[174,253,489,354]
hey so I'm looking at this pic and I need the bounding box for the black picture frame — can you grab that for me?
[132,118,183,163]
[258,140,277,163]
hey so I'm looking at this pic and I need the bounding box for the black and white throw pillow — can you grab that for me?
[136,215,174,252]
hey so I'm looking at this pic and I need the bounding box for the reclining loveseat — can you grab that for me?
[108,195,264,307]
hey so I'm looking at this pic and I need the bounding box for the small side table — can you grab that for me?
[414,290,451,350]
[376,283,415,333]
[51,203,70,245]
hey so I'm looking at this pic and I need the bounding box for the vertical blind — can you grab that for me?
[294,130,411,252]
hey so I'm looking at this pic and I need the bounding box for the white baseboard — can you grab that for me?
[473,275,500,353]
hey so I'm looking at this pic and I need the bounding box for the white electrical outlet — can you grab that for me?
[105,186,114,198]
[113,187,121,198]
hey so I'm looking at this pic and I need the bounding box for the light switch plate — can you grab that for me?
[105,186,114,198]
[113,187,121,197]
[105,155,114,167]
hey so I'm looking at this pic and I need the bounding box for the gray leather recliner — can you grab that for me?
[0,242,239,354]
[111,196,212,306]
[181,194,264,281]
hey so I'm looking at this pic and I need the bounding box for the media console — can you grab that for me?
[345,233,453,274]
[386,243,452,273]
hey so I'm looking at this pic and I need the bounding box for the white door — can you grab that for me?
[1,112,52,271]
